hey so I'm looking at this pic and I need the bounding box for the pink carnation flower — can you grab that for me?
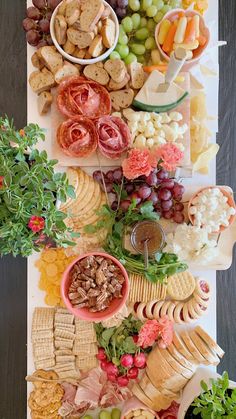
[137,316,174,349]
[157,315,174,349]
[154,143,184,172]
[122,148,157,180]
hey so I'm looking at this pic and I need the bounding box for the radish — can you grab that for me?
[101,360,109,371]
[96,348,107,361]
[106,362,119,376]
[107,373,117,382]
[117,375,129,387]
[120,354,134,368]
[132,335,139,344]
[133,353,146,369]
[127,366,139,379]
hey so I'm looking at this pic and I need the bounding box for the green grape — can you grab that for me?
[146,5,157,17]
[145,36,156,50]
[140,17,148,27]
[135,27,149,40]
[169,0,181,7]
[129,0,140,11]
[83,416,93,419]
[147,18,156,32]
[99,411,112,419]
[122,16,133,33]
[152,0,164,9]
[161,4,172,14]
[110,51,121,60]
[116,44,129,58]
[111,409,121,419]
[124,52,138,65]
[137,55,146,63]
[131,43,146,55]
[141,0,152,11]
[119,24,126,36]
[118,33,129,45]
[131,13,141,29]
[153,11,164,22]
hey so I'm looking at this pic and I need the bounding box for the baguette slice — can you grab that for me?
[108,73,130,91]
[101,18,116,48]
[58,0,68,16]
[157,347,193,379]
[80,0,104,32]
[88,35,104,58]
[139,373,174,411]
[189,330,220,366]
[29,68,55,94]
[172,331,195,361]
[167,343,197,372]
[194,325,225,358]
[67,28,94,48]
[147,346,177,382]
[146,366,188,392]
[38,46,63,74]
[104,59,126,83]
[31,52,44,70]
[55,62,79,84]
[54,15,67,45]
[180,330,208,364]
[74,48,86,59]
[63,39,76,55]
[65,0,80,26]
[83,64,109,85]
[37,91,53,115]
[128,61,145,89]
[110,88,134,111]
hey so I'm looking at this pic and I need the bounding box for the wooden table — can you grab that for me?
[0,0,235,417]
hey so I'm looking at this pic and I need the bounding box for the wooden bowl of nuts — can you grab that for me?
[50,0,119,65]
[61,252,129,321]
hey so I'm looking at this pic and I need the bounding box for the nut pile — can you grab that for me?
[68,255,125,312]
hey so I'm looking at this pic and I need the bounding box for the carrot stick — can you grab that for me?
[184,17,196,43]
[162,23,177,53]
[143,65,168,73]
[179,11,185,17]
[198,34,207,46]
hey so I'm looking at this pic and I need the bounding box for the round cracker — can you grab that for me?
[167,271,196,301]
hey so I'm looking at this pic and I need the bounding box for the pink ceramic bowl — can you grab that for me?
[155,8,210,70]
[61,252,129,322]
[188,186,236,233]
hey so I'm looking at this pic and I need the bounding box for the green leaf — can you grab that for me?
[122,336,137,354]
[66,185,76,199]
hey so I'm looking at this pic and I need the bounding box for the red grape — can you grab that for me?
[158,188,172,201]
[37,39,48,48]
[113,168,123,183]
[47,0,62,10]
[155,203,162,213]
[157,169,169,180]
[175,202,184,211]
[161,199,173,211]
[116,7,127,18]
[108,0,117,7]
[120,200,131,211]
[130,192,141,205]
[162,209,174,219]
[146,171,158,186]
[45,10,53,20]
[173,211,185,223]
[160,179,175,189]
[120,354,134,368]
[39,18,50,33]
[125,183,135,194]
[26,29,41,46]
[96,348,107,361]
[27,6,41,20]
[138,185,152,200]
[105,183,114,193]
[22,18,37,31]
[46,34,53,45]
[117,375,129,387]
[93,170,104,184]
[117,0,128,7]
[172,183,185,201]
[147,191,159,205]
[127,367,139,379]
[106,170,114,182]
[32,0,47,9]
[111,201,118,211]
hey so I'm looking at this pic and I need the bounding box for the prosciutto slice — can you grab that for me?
[57,116,98,158]
[159,401,180,419]
[57,76,111,119]
[96,116,131,159]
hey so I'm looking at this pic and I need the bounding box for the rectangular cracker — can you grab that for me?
[54,328,75,340]
[56,355,75,363]
[32,307,54,330]
[55,313,74,324]
[73,342,98,356]
[55,339,74,349]
[35,357,55,369]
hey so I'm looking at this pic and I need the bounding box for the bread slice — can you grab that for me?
[38,46,63,74]
[88,35,104,58]
[80,0,104,32]
[63,39,76,55]
[172,331,195,362]
[55,62,79,84]
[74,48,86,59]
[58,0,68,16]
[37,91,53,115]
[180,330,208,364]
[110,88,134,111]
[65,0,80,26]
[132,383,155,410]
[108,72,130,91]
[157,347,194,379]
[67,28,94,48]
[128,62,145,89]
[83,64,109,85]
[29,68,55,94]
[31,52,44,70]
[104,59,126,83]
[139,373,174,411]
[147,346,178,383]
[189,330,220,366]
[101,18,116,48]
[167,343,197,372]
[194,325,225,358]
[54,15,67,45]
[146,366,188,392]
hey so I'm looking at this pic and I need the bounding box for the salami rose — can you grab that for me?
[57,116,98,158]
[57,76,111,119]
[96,116,131,159]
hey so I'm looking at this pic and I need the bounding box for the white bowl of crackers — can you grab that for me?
[50,0,119,65]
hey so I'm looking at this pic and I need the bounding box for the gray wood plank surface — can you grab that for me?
[0,0,235,417]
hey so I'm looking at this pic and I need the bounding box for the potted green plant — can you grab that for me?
[178,368,236,419]
[0,116,77,257]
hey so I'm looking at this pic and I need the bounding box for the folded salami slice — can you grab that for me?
[57,116,98,158]
[95,116,131,159]
[57,76,111,119]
